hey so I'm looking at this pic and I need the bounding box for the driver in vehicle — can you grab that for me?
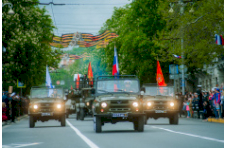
[124,80,134,92]
[51,89,60,98]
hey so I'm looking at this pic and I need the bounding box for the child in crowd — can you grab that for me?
[186,99,190,118]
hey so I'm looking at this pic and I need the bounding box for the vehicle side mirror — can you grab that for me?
[91,88,95,94]
[141,87,145,93]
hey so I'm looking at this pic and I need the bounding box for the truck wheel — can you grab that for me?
[137,116,144,132]
[61,115,66,127]
[94,116,102,133]
[169,113,179,125]
[29,116,35,128]
[144,115,148,125]
[66,113,69,118]
[76,112,80,120]
[80,109,85,121]
[133,121,138,131]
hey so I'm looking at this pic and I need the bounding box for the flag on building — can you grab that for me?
[173,54,181,59]
[112,46,119,76]
[88,62,94,86]
[215,34,224,45]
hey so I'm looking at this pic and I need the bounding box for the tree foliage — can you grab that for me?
[2,0,60,94]
[100,0,224,84]
[157,0,224,74]
[100,0,168,84]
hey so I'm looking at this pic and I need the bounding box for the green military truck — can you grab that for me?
[92,75,145,133]
[141,84,180,125]
[28,86,66,128]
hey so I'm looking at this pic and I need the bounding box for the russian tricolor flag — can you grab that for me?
[215,34,224,45]
[173,54,181,59]
[112,46,119,76]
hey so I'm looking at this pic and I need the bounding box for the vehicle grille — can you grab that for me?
[39,103,55,112]
[152,101,169,109]
[109,100,130,111]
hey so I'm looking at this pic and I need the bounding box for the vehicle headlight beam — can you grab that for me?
[101,102,107,108]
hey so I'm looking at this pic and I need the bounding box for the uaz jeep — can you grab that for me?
[142,84,179,125]
[92,75,145,133]
[28,87,66,128]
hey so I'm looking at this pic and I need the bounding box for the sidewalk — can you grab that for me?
[207,117,224,123]
[180,114,224,123]
[2,114,28,126]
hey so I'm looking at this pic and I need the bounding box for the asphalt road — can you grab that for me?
[2,114,224,148]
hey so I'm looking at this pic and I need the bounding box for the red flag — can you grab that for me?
[88,62,94,86]
[71,85,73,90]
[156,61,167,94]
[76,74,80,89]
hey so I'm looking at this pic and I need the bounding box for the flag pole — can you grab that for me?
[157,56,158,95]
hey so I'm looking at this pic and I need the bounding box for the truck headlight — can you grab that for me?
[147,102,152,106]
[170,102,174,107]
[33,105,38,109]
[133,102,138,107]
[87,102,90,106]
[101,102,107,108]
[57,104,62,109]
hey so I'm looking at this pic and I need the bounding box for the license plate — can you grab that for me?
[41,113,52,116]
[112,113,128,117]
[155,110,167,113]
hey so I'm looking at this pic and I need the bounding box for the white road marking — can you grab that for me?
[152,126,224,143]
[2,142,41,148]
[66,120,99,148]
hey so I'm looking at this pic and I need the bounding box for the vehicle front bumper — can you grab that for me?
[94,113,145,118]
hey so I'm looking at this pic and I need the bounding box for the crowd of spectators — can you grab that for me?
[181,85,224,121]
[2,91,29,123]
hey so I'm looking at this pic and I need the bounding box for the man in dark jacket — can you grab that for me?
[192,93,200,118]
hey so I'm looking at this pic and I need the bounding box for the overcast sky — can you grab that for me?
[39,0,131,36]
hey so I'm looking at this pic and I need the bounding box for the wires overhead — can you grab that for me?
[50,0,58,34]
[25,2,128,6]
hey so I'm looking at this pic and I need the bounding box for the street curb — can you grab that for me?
[2,114,28,127]
[207,118,224,123]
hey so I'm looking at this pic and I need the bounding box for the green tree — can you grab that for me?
[100,0,169,84]
[2,0,59,95]
[157,0,224,75]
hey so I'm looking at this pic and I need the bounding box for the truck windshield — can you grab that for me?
[97,79,139,94]
[31,88,64,99]
[144,86,174,96]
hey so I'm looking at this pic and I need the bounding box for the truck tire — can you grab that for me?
[76,112,80,120]
[144,115,148,125]
[29,116,35,128]
[61,115,66,127]
[80,109,85,121]
[137,116,144,132]
[66,113,69,118]
[94,116,102,133]
[169,113,179,125]
[133,121,138,131]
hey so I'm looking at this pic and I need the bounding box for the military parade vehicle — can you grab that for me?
[65,89,76,118]
[28,86,66,128]
[68,74,95,120]
[92,75,145,133]
[141,84,180,125]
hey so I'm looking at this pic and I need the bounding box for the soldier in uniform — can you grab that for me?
[124,81,135,92]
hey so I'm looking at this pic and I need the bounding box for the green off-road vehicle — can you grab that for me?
[142,84,180,125]
[28,87,66,128]
[92,75,145,133]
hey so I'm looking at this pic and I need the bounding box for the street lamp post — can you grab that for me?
[169,0,188,95]
[2,2,15,15]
